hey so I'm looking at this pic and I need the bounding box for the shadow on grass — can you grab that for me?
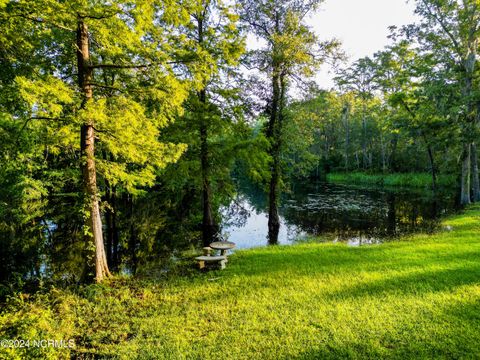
[283,339,476,360]
[285,293,480,360]
[327,263,480,300]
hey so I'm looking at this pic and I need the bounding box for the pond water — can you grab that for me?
[221,182,458,248]
[0,180,459,286]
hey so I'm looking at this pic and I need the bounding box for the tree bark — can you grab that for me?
[200,92,217,246]
[426,144,437,192]
[196,15,217,246]
[77,19,110,282]
[460,41,476,205]
[266,68,285,245]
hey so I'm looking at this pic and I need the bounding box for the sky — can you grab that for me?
[286,0,419,89]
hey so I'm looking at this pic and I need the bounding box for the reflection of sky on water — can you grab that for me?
[221,182,456,249]
[221,201,306,249]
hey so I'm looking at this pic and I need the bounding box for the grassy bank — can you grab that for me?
[1,207,480,359]
[327,172,456,188]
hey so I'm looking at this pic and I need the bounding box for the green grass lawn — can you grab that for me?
[327,172,456,188]
[1,206,480,359]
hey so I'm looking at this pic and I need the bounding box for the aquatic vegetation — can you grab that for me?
[223,182,456,248]
[327,172,457,188]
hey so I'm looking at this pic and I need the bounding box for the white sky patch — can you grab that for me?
[245,0,419,91]
[310,0,418,88]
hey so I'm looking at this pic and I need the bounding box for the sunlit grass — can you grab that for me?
[1,206,480,359]
[327,172,456,188]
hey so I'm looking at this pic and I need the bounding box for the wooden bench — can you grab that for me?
[195,255,227,270]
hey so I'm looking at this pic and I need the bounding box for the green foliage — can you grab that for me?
[178,0,245,88]
[327,172,457,188]
[0,0,206,282]
[3,0,196,197]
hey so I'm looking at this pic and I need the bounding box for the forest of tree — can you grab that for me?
[1,0,480,286]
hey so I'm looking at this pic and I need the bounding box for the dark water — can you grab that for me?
[221,182,457,248]
[0,181,458,288]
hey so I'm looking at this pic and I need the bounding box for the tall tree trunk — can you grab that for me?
[460,43,476,205]
[197,15,217,246]
[472,100,480,202]
[268,159,280,245]
[200,95,216,246]
[266,69,285,245]
[426,144,437,192]
[77,19,110,282]
[460,142,471,205]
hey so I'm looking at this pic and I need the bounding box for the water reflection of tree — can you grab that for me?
[1,174,458,290]
[231,176,267,213]
[45,195,85,282]
[221,196,251,229]
[0,198,47,286]
[226,177,274,242]
[280,183,455,240]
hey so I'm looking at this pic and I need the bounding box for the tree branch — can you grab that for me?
[8,13,75,32]
[88,58,195,70]
[421,0,462,56]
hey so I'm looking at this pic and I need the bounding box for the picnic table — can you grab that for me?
[195,241,236,270]
[209,241,236,257]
